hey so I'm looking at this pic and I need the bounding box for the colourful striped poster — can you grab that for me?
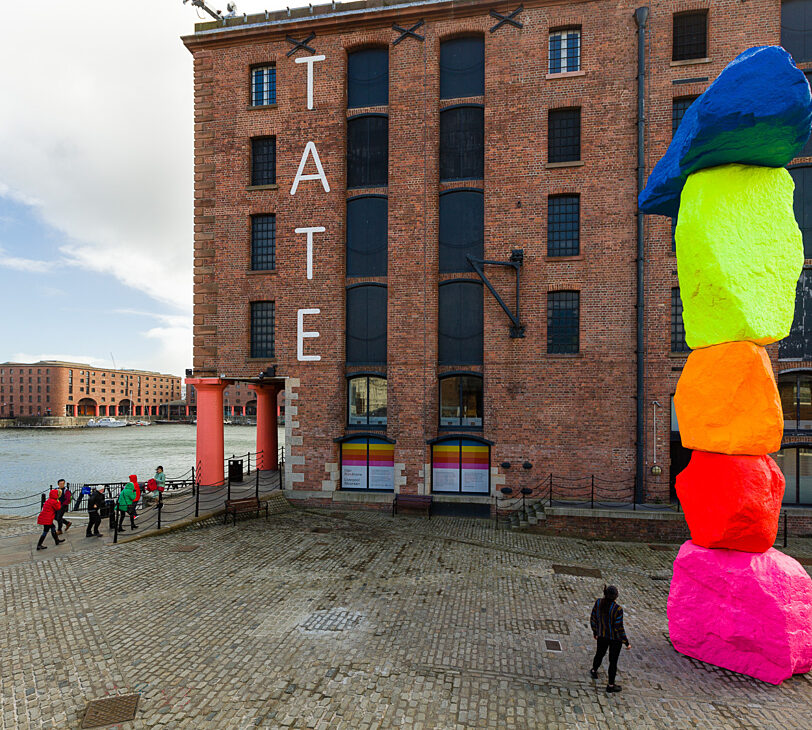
[341,438,394,490]
[432,440,490,493]
[368,440,395,490]
[341,440,368,489]
[432,443,461,492]
[461,440,489,493]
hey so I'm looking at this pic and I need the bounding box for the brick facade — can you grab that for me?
[182,0,812,510]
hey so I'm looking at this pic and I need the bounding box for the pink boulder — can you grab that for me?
[668,541,812,684]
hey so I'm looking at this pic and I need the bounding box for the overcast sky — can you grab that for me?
[0,0,293,376]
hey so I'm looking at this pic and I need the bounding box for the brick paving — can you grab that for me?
[1,507,811,729]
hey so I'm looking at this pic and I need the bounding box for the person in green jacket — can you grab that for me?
[154,466,166,492]
[116,481,137,533]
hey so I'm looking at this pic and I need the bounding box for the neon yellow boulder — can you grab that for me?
[675,163,803,349]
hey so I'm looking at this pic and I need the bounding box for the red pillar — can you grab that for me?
[250,383,280,470]
[186,377,229,486]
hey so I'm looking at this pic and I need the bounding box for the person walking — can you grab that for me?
[590,585,631,693]
[116,480,137,533]
[85,484,106,538]
[55,479,73,534]
[36,489,65,550]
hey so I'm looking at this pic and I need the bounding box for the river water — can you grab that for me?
[0,425,284,509]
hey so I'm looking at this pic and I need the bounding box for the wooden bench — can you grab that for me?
[224,497,268,526]
[392,494,432,518]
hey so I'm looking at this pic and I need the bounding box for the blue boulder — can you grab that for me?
[638,46,812,218]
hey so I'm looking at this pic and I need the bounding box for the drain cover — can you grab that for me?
[170,544,199,552]
[82,694,139,728]
[552,564,602,578]
[544,639,563,652]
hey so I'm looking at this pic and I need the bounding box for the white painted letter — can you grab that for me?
[290,141,330,195]
[295,226,326,280]
[297,308,321,362]
[294,55,326,110]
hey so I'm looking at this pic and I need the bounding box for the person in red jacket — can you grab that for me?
[37,489,65,550]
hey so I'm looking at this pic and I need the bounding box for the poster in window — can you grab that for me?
[461,440,489,493]
[341,440,367,490]
[432,442,460,492]
[368,440,395,490]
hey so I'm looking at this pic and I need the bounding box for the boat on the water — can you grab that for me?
[85,417,129,428]
[132,420,152,426]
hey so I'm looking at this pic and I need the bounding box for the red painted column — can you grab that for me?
[186,378,229,486]
[250,384,280,470]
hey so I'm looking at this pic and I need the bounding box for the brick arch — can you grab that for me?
[77,398,97,417]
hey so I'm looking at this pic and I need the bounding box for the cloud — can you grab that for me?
[0,247,58,273]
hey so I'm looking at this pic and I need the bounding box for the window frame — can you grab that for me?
[428,434,492,494]
[439,35,485,100]
[548,28,581,74]
[337,433,396,492]
[439,371,483,430]
[346,194,388,276]
[672,95,699,137]
[250,301,275,359]
[548,108,581,164]
[347,372,388,428]
[346,282,388,366]
[439,187,484,273]
[438,278,484,366]
[547,194,580,257]
[250,64,277,107]
[250,213,276,271]
[773,442,812,506]
[547,290,580,354]
[672,10,708,62]
[250,136,276,186]
[347,46,389,109]
[439,104,485,182]
[346,113,389,190]
[670,287,690,354]
[782,0,812,65]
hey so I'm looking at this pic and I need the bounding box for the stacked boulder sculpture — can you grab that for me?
[639,46,812,684]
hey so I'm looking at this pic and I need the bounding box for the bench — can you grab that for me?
[224,497,268,526]
[392,494,432,518]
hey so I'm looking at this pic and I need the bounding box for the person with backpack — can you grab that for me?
[85,484,106,538]
[36,489,65,550]
[55,479,72,534]
[590,585,631,693]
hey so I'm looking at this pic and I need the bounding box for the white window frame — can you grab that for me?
[548,29,581,74]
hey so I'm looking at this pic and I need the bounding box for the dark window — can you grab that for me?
[251,66,276,106]
[347,48,389,108]
[347,196,387,276]
[547,291,579,354]
[548,108,581,163]
[672,95,698,137]
[547,195,580,256]
[782,0,812,64]
[773,445,812,505]
[439,189,483,273]
[790,166,812,258]
[348,375,387,426]
[431,438,490,494]
[347,115,388,189]
[548,29,581,74]
[438,280,483,365]
[673,11,708,61]
[440,37,484,99]
[778,372,812,432]
[250,215,276,271]
[671,287,690,353]
[251,137,276,186]
[671,217,678,254]
[250,301,275,359]
[439,106,484,181]
[346,284,387,364]
[781,268,812,359]
[440,374,483,428]
[803,72,812,157]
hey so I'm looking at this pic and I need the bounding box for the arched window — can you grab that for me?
[430,436,491,494]
[340,435,395,491]
[347,195,387,276]
[782,0,812,63]
[439,189,483,272]
[440,37,484,99]
[347,115,388,189]
[347,48,389,108]
[773,445,812,505]
[346,284,387,365]
[439,373,483,428]
[348,374,387,426]
[438,280,483,365]
[439,105,484,181]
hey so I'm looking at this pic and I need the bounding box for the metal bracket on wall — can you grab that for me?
[489,6,524,33]
[467,249,525,338]
[286,33,317,57]
[392,19,425,45]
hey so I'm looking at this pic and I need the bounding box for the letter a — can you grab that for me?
[290,142,330,195]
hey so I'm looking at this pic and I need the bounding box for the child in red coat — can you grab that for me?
[37,489,65,550]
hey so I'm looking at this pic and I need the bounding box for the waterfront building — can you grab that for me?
[0,361,181,418]
[182,0,812,513]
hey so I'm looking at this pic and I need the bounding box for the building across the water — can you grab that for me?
[181,0,812,511]
[0,361,181,418]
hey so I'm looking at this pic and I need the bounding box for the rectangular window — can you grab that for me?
[251,214,276,271]
[347,48,389,108]
[347,196,388,276]
[251,66,276,106]
[548,29,581,74]
[438,281,484,365]
[673,11,708,61]
[547,291,580,354]
[346,285,387,364]
[251,137,276,186]
[341,437,394,491]
[250,301,275,359]
[440,37,485,99]
[548,108,581,163]
[347,115,388,189]
[547,195,580,256]
[672,96,698,137]
[431,438,490,494]
[671,287,690,353]
[439,106,484,181]
[439,189,484,273]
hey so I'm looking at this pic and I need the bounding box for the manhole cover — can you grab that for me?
[300,607,362,632]
[648,544,674,551]
[552,564,602,578]
[544,639,563,652]
[170,544,199,552]
[82,694,139,728]
[311,527,331,534]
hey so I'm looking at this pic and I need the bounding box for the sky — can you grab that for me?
[0,0,294,376]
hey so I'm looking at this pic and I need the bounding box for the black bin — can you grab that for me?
[228,459,244,483]
[105,499,115,528]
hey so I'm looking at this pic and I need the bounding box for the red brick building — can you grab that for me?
[0,361,181,418]
[182,0,812,510]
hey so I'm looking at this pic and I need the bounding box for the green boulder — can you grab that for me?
[675,163,804,349]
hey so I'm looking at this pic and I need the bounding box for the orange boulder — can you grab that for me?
[676,452,784,553]
[674,341,782,455]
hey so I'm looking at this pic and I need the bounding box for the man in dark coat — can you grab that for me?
[86,484,106,538]
[55,479,72,534]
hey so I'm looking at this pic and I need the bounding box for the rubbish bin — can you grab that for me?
[228,459,244,483]
[105,498,115,528]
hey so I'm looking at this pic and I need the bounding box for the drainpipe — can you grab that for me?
[634,6,649,505]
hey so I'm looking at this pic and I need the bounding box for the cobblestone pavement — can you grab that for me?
[1,507,811,729]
